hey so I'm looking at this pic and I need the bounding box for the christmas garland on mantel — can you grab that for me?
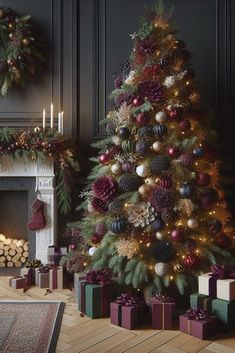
[0,127,80,214]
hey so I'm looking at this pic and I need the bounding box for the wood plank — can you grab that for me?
[200,342,235,353]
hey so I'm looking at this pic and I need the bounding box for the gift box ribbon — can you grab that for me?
[210,264,235,279]
[153,293,174,329]
[38,265,56,273]
[186,308,208,335]
[84,268,112,285]
[116,293,141,307]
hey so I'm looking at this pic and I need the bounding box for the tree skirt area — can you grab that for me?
[0,300,64,353]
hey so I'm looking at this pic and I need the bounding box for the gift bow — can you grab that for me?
[25,259,43,268]
[116,293,141,307]
[154,293,174,303]
[38,265,53,273]
[85,268,112,284]
[210,264,235,279]
[186,308,208,320]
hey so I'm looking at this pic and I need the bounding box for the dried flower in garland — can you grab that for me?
[116,238,140,259]
[0,6,44,95]
[127,201,156,228]
[0,127,80,214]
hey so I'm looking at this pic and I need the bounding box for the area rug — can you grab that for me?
[0,300,65,353]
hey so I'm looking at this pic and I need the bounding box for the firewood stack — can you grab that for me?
[0,234,28,267]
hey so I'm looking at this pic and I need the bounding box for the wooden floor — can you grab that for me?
[0,277,235,353]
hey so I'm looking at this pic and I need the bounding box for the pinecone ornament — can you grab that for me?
[118,173,142,193]
[92,176,118,202]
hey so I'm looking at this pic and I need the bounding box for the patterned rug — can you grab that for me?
[0,301,64,353]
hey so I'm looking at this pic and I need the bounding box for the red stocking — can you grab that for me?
[27,198,46,231]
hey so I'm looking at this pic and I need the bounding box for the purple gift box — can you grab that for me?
[179,309,217,339]
[110,302,139,330]
[47,246,67,265]
[151,294,175,330]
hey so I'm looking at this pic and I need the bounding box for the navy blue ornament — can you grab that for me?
[139,125,154,138]
[179,183,191,198]
[151,217,165,232]
[153,240,174,263]
[136,140,151,156]
[119,127,130,140]
[110,218,128,234]
[153,124,167,137]
[193,147,204,158]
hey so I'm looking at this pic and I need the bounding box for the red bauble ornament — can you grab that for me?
[135,112,150,126]
[196,172,211,187]
[69,243,77,251]
[167,147,180,158]
[99,154,110,165]
[214,233,232,248]
[179,119,191,132]
[168,108,183,121]
[171,228,184,242]
[132,96,143,107]
[91,233,102,244]
[159,176,172,189]
[183,254,200,269]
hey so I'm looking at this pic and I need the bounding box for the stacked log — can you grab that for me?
[0,234,28,267]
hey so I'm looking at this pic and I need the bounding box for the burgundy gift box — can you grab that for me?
[179,314,217,339]
[9,276,27,289]
[151,298,175,330]
[110,302,139,330]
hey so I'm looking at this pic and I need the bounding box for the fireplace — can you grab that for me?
[0,156,57,265]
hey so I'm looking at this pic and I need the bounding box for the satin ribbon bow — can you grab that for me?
[116,293,140,307]
[38,265,51,273]
[154,293,174,303]
[25,259,43,268]
[85,268,112,284]
[210,264,235,279]
[186,308,208,320]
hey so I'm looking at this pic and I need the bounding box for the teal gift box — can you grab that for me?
[85,283,111,319]
[212,298,235,331]
[190,293,212,314]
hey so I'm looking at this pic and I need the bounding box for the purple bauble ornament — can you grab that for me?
[136,140,151,156]
[159,176,172,189]
[122,160,135,173]
[196,172,210,187]
[171,228,184,242]
[200,189,219,210]
[179,153,194,167]
[179,119,191,132]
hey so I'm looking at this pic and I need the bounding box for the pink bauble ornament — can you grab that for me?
[196,172,210,187]
[99,154,110,165]
[179,119,191,131]
[171,228,184,242]
[183,254,200,269]
[167,147,180,158]
[135,112,150,126]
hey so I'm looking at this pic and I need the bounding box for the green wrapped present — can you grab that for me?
[85,283,111,319]
[212,298,235,331]
[190,293,212,314]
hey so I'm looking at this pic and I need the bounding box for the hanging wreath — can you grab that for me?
[0,6,44,96]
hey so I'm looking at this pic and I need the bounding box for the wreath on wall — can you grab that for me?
[0,127,80,214]
[0,6,44,96]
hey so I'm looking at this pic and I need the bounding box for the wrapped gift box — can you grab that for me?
[198,273,217,298]
[74,273,85,304]
[190,293,212,314]
[35,268,41,286]
[49,266,63,290]
[85,283,111,319]
[9,276,27,289]
[179,312,217,339]
[110,302,139,330]
[212,298,235,331]
[38,272,50,288]
[151,296,175,329]
[216,279,235,301]
[47,246,67,265]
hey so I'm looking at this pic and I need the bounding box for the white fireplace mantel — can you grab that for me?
[0,156,56,264]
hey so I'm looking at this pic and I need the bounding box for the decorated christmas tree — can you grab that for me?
[68,3,235,297]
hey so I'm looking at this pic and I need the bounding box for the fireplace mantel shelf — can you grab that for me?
[0,156,56,264]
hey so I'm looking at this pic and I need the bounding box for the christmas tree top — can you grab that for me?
[72,2,235,297]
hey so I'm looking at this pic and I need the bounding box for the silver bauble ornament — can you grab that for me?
[155,111,167,123]
[164,76,176,88]
[88,246,97,256]
[111,162,122,175]
[136,164,149,178]
[34,126,41,133]
[156,231,165,240]
[187,218,199,228]
[112,135,122,145]
[154,262,169,276]
[152,141,162,152]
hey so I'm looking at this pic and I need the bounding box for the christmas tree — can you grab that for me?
[68,3,235,297]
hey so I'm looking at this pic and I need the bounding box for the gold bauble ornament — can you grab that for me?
[187,218,199,228]
[152,141,162,152]
[145,177,155,185]
[111,162,122,175]
[138,184,151,196]
[173,261,185,273]
[22,38,30,46]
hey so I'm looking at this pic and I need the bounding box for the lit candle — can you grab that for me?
[50,103,53,129]
[61,111,64,134]
[43,109,46,130]
[58,112,61,133]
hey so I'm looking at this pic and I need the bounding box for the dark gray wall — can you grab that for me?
[0,0,78,136]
